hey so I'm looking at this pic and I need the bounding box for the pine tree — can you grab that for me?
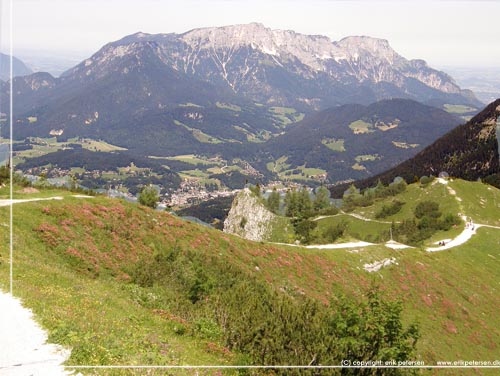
[285,189,298,217]
[313,185,330,211]
[297,187,312,217]
[267,188,281,214]
[0,165,10,184]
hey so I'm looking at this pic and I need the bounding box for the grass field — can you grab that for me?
[77,138,127,152]
[279,165,327,181]
[355,154,380,162]
[174,120,223,144]
[178,102,203,108]
[266,156,291,173]
[215,102,242,112]
[375,120,400,131]
[392,141,420,149]
[162,155,220,166]
[13,137,127,165]
[269,107,305,126]
[351,163,366,171]
[443,104,478,114]
[349,119,374,134]
[321,138,345,152]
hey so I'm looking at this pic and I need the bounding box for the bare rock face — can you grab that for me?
[223,188,275,241]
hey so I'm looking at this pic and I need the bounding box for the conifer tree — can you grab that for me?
[284,189,298,217]
[267,188,281,214]
[313,185,330,211]
[297,187,312,217]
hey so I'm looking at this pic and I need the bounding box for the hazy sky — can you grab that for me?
[0,0,499,67]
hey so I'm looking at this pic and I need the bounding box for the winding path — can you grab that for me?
[426,218,500,252]
[313,212,397,224]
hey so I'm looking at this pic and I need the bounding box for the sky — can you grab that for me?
[0,0,499,67]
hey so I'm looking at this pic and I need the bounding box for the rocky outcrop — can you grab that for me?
[223,188,275,241]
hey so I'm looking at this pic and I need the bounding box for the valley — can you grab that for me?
[6,97,469,205]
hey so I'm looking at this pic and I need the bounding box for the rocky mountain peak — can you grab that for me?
[336,36,400,63]
[62,40,161,81]
[180,23,344,65]
[181,23,271,49]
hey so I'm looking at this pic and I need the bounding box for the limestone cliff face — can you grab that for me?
[223,188,275,241]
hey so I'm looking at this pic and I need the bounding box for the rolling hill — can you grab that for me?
[259,99,462,181]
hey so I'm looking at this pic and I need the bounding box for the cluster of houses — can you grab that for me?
[165,179,238,207]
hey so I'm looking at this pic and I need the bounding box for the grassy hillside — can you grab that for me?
[314,179,500,364]
[319,178,462,244]
[0,180,499,373]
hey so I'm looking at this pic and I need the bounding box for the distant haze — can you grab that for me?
[0,0,498,68]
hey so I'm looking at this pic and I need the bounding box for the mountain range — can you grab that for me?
[0,23,489,190]
[93,23,479,109]
[3,23,479,117]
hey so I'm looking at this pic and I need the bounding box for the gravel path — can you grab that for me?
[0,291,70,375]
[426,225,478,252]
[426,219,500,252]
[305,241,375,249]
[0,197,64,207]
[0,195,93,375]
[313,212,396,224]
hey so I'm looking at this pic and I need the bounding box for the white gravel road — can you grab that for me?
[0,197,64,207]
[426,215,482,252]
[0,291,70,375]
[305,241,375,249]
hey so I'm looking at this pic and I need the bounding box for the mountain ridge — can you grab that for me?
[0,52,33,81]
[59,23,479,110]
[330,98,500,196]
[259,98,462,181]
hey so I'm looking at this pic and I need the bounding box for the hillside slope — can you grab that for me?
[261,99,462,181]
[0,181,499,370]
[331,99,500,196]
[0,53,33,81]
